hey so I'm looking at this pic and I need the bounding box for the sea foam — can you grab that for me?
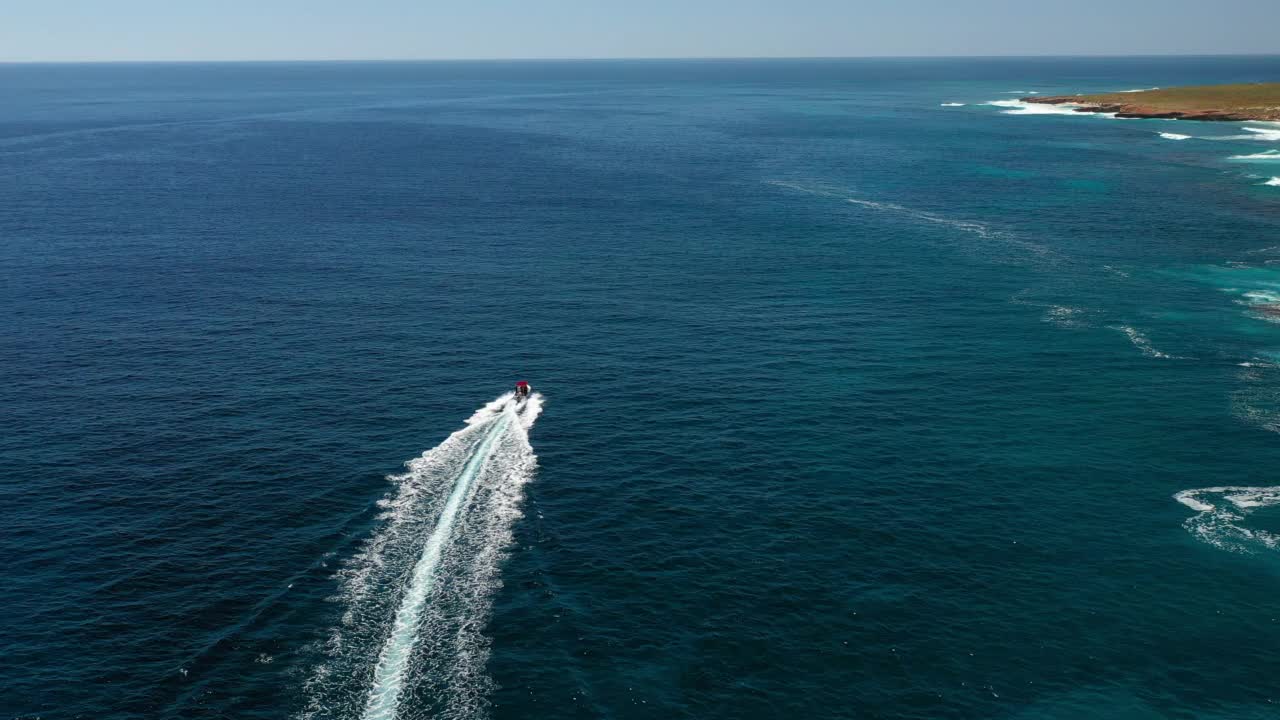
[1266,177,1280,186]
[1242,126,1280,142]
[1242,290,1280,304]
[1230,150,1280,161]
[984,99,1111,117]
[1042,305,1087,328]
[1198,124,1280,142]
[1111,325,1181,359]
[1159,132,1192,140]
[844,197,1057,261]
[847,198,995,238]
[301,393,543,720]
[769,180,1059,266]
[1175,487,1280,553]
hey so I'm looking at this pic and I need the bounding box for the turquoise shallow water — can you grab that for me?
[5,57,1280,719]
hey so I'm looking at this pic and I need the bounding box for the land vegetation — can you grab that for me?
[1025,83,1280,121]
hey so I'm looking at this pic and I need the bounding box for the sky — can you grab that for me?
[3,0,1279,62]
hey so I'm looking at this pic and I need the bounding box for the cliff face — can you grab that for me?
[1022,95,1278,122]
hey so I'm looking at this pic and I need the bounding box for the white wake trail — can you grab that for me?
[301,393,543,720]
[363,411,512,719]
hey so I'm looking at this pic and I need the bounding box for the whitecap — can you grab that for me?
[1266,177,1280,187]
[1167,123,1280,143]
[1175,487,1280,553]
[1241,126,1280,142]
[1242,290,1280,304]
[984,99,1113,117]
[1113,87,1160,93]
[940,102,966,107]
[1159,132,1192,140]
[1229,150,1280,161]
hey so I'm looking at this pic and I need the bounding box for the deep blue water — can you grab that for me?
[5,57,1280,720]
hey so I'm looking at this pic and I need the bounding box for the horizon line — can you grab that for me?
[3,52,1280,65]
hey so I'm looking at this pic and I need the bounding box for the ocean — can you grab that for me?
[4,56,1280,720]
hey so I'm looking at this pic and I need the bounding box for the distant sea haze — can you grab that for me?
[4,56,1280,720]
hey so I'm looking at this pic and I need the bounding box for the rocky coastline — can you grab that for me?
[1022,84,1280,122]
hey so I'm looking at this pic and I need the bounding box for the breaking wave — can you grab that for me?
[1175,487,1280,553]
[300,393,543,720]
[1229,150,1280,161]
[1265,177,1280,187]
[940,102,966,107]
[1159,132,1192,141]
[984,99,1116,118]
[1241,126,1280,142]
[1114,87,1160,93]
[985,99,1089,116]
[1241,290,1280,304]
[1196,125,1280,143]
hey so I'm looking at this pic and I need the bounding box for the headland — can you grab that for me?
[1024,83,1280,122]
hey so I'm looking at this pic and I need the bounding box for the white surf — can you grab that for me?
[1175,487,1280,553]
[984,99,1113,117]
[1229,149,1280,161]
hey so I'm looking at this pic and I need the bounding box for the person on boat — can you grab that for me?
[514,381,531,400]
